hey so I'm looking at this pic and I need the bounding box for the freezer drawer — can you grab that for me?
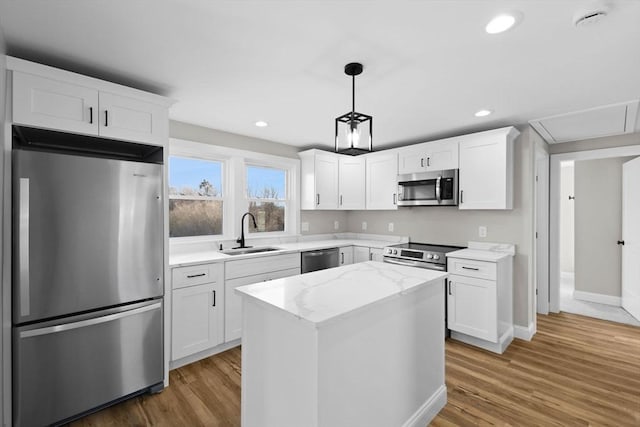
[13,300,163,427]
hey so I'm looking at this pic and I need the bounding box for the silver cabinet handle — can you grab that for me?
[460,190,464,204]
[340,195,343,206]
[435,176,441,203]
[316,194,320,206]
[369,252,373,261]
[420,158,425,168]
[427,157,431,167]
[187,273,206,278]
[104,110,109,127]
[393,193,397,205]
[89,107,93,124]
[212,290,216,307]
[20,302,161,338]
[18,178,30,317]
[448,281,452,295]
[462,266,479,271]
[341,252,345,264]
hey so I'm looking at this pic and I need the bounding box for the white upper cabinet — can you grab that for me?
[98,92,168,145]
[458,127,520,210]
[338,156,365,210]
[398,138,459,174]
[8,57,171,146]
[13,72,99,136]
[300,150,340,209]
[366,150,398,210]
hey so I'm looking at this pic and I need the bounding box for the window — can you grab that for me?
[169,157,224,237]
[246,165,287,233]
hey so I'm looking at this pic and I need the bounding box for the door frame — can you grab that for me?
[549,144,640,312]
[535,147,550,314]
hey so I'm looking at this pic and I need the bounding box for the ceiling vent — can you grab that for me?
[529,100,639,144]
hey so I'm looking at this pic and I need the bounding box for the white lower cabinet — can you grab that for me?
[339,246,353,265]
[353,246,384,263]
[171,262,224,361]
[446,251,513,354]
[370,247,384,262]
[224,253,301,342]
[171,279,224,360]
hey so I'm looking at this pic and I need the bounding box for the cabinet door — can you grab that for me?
[13,72,99,135]
[339,246,354,265]
[338,157,365,209]
[369,248,384,262]
[459,133,511,210]
[447,275,498,342]
[353,246,370,263]
[99,92,168,145]
[171,282,224,360]
[225,267,300,342]
[397,144,427,174]
[366,151,399,210]
[315,153,339,209]
[424,139,459,171]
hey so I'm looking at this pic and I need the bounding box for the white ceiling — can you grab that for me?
[1,1,639,150]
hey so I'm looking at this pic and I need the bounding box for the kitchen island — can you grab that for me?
[235,261,448,427]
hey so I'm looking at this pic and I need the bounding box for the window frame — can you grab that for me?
[244,162,290,236]
[169,138,299,243]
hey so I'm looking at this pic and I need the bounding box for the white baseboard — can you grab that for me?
[450,327,514,354]
[573,290,621,307]
[514,322,536,341]
[169,339,241,370]
[401,384,447,427]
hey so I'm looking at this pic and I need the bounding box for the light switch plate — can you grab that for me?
[479,226,487,237]
[388,222,394,232]
[362,221,368,231]
[334,220,339,230]
[301,222,309,232]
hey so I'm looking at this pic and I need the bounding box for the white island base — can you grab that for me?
[237,261,447,427]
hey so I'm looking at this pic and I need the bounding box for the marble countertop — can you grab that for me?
[446,248,513,262]
[235,261,448,326]
[169,238,397,267]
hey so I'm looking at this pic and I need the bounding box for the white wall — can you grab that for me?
[344,127,539,328]
[574,157,635,297]
[559,162,574,274]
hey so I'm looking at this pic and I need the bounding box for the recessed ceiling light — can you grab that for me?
[255,121,268,127]
[485,13,519,34]
[475,109,493,117]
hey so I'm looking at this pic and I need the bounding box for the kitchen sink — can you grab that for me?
[221,247,282,256]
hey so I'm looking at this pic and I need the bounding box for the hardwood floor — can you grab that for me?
[69,312,640,426]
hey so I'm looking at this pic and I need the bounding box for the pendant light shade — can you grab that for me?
[335,62,373,156]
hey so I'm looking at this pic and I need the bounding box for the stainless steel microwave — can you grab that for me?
[397,169,459,206]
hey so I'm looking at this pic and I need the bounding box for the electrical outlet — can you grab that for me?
[334,220,339,230]
[362,221,368,231]
[388,222,394,232]
[301,222,309,232]
[479,226,487,237]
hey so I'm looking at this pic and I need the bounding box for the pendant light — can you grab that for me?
[335,62,373,155]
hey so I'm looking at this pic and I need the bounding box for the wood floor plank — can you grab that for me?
[68,313,640,426]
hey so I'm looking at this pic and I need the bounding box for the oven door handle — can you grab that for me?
[435,176,442,203]
[384,258,421,267]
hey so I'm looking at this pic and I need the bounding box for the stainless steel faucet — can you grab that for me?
[235,212,257,249]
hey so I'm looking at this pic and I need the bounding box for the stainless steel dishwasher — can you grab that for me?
[301,247,340,273]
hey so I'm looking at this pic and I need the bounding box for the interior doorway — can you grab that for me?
[550,146,640,326]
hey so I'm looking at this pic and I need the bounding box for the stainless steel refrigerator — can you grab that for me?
[12,126,165,426]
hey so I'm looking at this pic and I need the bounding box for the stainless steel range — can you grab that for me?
[382,242,464,271]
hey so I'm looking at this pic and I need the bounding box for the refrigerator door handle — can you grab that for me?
[18,177,30,317]
[19,301,161,338]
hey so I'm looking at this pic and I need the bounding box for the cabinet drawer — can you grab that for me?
[225,253,300,279]
[172,263,221,289]
[448,258,496,280]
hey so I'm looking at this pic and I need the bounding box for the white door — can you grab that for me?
[398,144,426,174]
[447,275,498,342]
[622,157,640,321]
[353,246,370,263]
[366,151,398,210]
[425,139,459,171]
[339,246,354,265]
[99,92,168,145]
[338,157,365,209]
[314,153,339,209]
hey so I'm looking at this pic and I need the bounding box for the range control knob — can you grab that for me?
[426,254,434,259]
[433,255,440,260]
[386,249,392,254]
[393,249,398,255]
